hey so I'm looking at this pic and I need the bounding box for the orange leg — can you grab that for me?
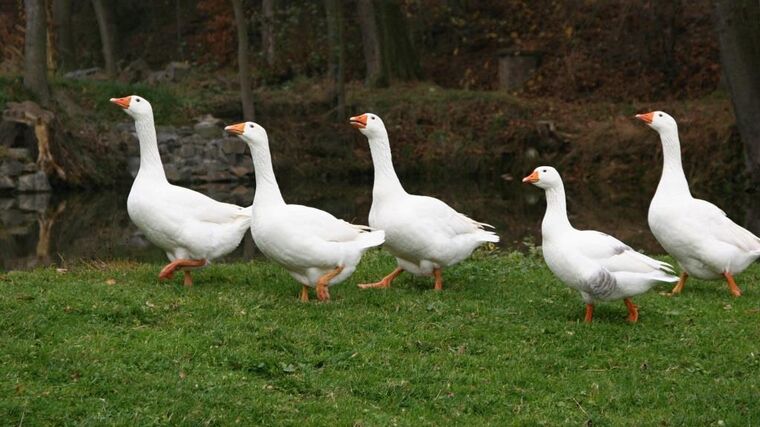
[433,268,443,291]
[300,285,309,302]
[624,298,639,323]
[724,272,743,297]
[669,271,688,295]
[159,259,207,284]
[316,265,344,302]
[584,304,594,323]
[358,267,403,289]
[183,271,193,287]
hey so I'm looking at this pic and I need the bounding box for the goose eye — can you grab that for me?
[658,113,663,117]
[135,99,140,102]
[542,169,547,173]
[249,124,254,128]
[371,117,375,120]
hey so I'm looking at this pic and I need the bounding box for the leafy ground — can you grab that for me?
[1,250,759,425]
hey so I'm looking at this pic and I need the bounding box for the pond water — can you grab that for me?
[2,176,758,271]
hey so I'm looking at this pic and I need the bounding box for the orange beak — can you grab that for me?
[349,114,367,129]
[522,171,539,183]
[110,96,131,109]
[635,112,654,124]
[224,123,246,135]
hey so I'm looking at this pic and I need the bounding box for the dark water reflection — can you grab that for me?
[1,176,758,271]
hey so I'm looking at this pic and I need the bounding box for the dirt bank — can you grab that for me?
[0,77,745,195]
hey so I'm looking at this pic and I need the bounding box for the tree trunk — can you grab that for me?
[176,0,184,60]
[715,0,760,185]
[325,0,345,121]
[261,0,275,67]
[376,0,421,83]
[357,0,420,87]
[52,0,76,72]
[91,0,118,77]
[232,0,255,121]
[23,0,50,105]
[357,0,383,86]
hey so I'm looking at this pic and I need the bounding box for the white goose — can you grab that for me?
[523,166,678,323]
[349,113,499,291]
[637,111,760,296]
[225,121,384,301]
[111,95,251,286]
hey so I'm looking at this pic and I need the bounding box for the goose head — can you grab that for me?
[522,166,562,190]
[110,95,153,119]
[635,110,678,134]
[224,121,268,146]
[349,113,386,138]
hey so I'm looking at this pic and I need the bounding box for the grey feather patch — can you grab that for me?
[586,269,617,299]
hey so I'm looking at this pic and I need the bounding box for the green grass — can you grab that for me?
[1,250,759,425]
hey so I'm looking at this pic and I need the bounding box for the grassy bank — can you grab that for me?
[1,250,759,425]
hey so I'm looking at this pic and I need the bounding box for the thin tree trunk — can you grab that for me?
[176,0,184,60]
[24,0,50,105]
[325,0,345,121]
[91,0,118,77]
[52,0,75,72]
[261,0,275,67]
[715,0,760,185]
[357,0,420,87]
[232,0,255,121]
[357,0,383,87]
[376,0,420,82]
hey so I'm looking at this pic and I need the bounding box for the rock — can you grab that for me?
[231,185,250,197]
[165,61,191,81]
[0,176,14,190]
[194,116,222,139]
[23,162,37,172]
[177,126,194,137]
[6,148,31,161]
[201,171,232,182]
[194,123,220,139]
[17,171,51,192]
[156,127,178,145]
[221,138,246,155]
[0,198,14,210]
[115,122,135,133]
[164,164,181,182]
[118,58,151,83]
[0,208,24,227]
[0,159,24,176]
[146,70,172,85]
[128,233,152,249]
[203,160,228,173]
[146,62,191,84]
[127,157,140,178]
[63,67,102,80]
[230,165,253,178]
[18,193,50,212]
[179,144,196,157]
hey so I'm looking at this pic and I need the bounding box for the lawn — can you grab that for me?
[1,249,759,425]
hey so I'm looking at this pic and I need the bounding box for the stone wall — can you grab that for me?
[0,148,52,193]
[118,118,254,184]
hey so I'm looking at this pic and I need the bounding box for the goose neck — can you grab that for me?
[542,184,572,236]
[367,132,405,197]
[134,115,167,182]
[656,130,691,197]
[249,141,285,206]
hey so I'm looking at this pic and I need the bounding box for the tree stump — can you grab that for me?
[2,101,66,180]
[498,50,542,91]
